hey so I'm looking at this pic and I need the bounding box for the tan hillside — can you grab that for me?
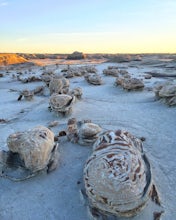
[0,53,28,65]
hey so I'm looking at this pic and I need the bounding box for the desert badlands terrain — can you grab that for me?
[0,53,176,220]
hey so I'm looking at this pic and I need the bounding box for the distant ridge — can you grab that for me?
[0,53,28,65]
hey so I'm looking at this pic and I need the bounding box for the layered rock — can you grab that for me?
[0,53,28,66]
[49,94,75,115]
[67,118,102,145]
[84,130,152,217]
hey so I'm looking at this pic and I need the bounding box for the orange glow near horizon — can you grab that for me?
[1,31,176,54]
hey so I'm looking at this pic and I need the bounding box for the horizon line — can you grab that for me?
[0,52,176,55]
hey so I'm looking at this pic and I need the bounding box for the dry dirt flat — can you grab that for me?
[0,57,176,220]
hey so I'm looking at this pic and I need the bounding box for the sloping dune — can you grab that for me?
[0,53,27,65]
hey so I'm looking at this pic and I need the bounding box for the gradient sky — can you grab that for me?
[0,0,176,53]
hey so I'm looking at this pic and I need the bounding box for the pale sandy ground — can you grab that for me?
[29,58,108,66]
[0,58,176,220]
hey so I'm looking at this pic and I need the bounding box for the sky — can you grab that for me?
[0,0,176,53]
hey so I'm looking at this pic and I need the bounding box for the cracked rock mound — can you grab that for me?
[7,126,57,173]
[49,94,75,115]
[83,130,152,217]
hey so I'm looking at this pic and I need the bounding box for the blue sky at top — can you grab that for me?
[0,0,176,53]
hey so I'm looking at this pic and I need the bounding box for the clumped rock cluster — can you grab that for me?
[66,118,102,145]
[103,65,144,91]
[49,77,70,95]
[62,65,97,78]
[119,78,145,91]
[114,69,144,91]
[68,87,82,100]
[41,72,53,87]
[47,75,83,116]
[84,73,103,85]
[18,89,34,101]
[103,66,119,77]
[17,75,42,83]
[154,81,176,106]
[103,66,129,78]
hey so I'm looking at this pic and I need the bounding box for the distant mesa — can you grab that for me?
[67,51,86,60]
[0,53,28,66]
[19,53,60,60]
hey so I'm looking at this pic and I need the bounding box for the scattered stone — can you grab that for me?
[67,118,102,145]
[103,68,119,77]
[107,66,118,70]
[48,120,59,128]
[119,69,129,75]
[153,211,164,220]
[49,94,75,115]
[84,66,97,73]
[78,121,102,145]
[154,81,176,106]
[18,89,34,101]
[121,78,144,91]
[41,74,52,87]
[18,75,41,83]
[33,86,45,95]
[66,118,79,143]
[49,77,70,95]
[62,66,97,78]
[0,119,8,123]
[115,77,125,86]
[69,87,83,100]
[144,74,152,79]
[63,70,76,78]
[85,73,103,85]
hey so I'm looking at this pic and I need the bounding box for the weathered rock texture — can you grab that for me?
[7,126,58,173]
[154,81,176,106]
[49,94,75,115]
[84,130,152,217]
[49,77,70,95]
[85,73,103,85]
[67,118,102,145]
[121,78,144,90]
[68,87,83,100]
